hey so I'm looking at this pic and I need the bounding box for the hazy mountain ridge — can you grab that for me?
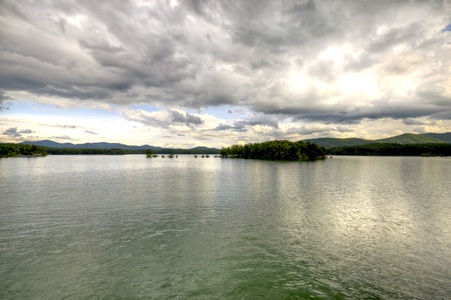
[374,133,445,144]
[303,133,451,148]
[300,138,370,148]
[19,132,451,151]
[20,140,219,153]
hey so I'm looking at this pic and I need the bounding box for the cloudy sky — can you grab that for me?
[1,0,450,148]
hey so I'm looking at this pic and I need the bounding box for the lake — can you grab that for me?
[1,155,450,299]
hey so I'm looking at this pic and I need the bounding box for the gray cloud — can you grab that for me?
[0,91,13,111]
[170,110,204,125]
[121,108,205,130]
[246,115,279,129]
[214,123,246,133]
[214,124,235,131]
[2,127,34,137]
[215,114,279,132]
[1,0,450,127]
[85,130,98,135]
[403,118,426,125]
[50,135,72,140]
[286,124,354,136]
[2,127,18,136]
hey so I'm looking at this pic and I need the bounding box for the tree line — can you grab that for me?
[5,141,448,158]
[1,143,221,157]
[45,148,220,155]
[45,147,127,155]
[148,148,220,155]
[220,140,327,161]
[0,143,48,157]
[0,143,128,156]
[328,143,451,156]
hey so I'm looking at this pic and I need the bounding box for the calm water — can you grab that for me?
[1,155,450,299]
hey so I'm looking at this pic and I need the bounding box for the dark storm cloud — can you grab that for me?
[1,0,450,125]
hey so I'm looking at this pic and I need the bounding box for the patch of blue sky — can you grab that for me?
[128,104,160,112]
[4,100,34,112]
[200,105,252,120]
[442,23,451,33]
[9,100,115,118]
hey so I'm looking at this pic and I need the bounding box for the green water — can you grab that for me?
[1,155,450,299]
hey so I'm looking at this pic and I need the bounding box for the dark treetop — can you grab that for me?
[220,140,326,161]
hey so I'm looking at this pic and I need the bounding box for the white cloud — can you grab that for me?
[1,0,450,146]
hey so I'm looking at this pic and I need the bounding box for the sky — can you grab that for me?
[1,0,451,148]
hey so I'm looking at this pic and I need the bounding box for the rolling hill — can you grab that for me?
[421,132,451,143]
[17,132,451,151]
[303,132,451,148]
[19,140,219,153]
[301,138,370,148]
[20,140,164,151]
[374,133,444,144]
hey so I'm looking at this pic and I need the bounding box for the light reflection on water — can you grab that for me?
[1,155,450,299]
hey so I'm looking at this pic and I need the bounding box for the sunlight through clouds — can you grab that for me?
[1,0,450,146]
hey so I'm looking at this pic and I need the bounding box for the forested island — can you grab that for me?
[220,140,327,161]
[328,143,451,156]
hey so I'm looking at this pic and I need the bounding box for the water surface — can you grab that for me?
[1,155,450,299]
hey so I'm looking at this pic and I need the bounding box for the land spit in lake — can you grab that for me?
[1,155,450,299]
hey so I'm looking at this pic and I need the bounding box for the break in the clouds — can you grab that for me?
[1,0,450,146]
[0,91,13,111]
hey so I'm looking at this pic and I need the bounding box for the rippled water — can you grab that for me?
[1,155,450,299]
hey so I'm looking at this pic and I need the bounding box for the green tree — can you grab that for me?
[220,140,326,161]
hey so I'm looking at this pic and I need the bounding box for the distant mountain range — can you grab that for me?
[20,140,220,153]
[19,132,451,151]
[303,132,451,148]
